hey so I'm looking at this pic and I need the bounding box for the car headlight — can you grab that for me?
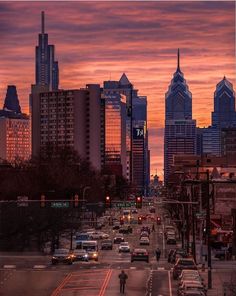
[52,257,57,259]
[93,253,98,257]
[84,254,88,258]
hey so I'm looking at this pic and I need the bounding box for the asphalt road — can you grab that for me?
[0,201,235,295]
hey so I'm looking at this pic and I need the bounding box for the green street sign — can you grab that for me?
[51,201,70,208]
[113,201,135,208]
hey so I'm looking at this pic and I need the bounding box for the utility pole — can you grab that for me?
[191,184,196,262]
[206,170,212,289]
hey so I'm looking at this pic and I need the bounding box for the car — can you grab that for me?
[179,270,200,279]
[168,249,176,263]
[180,291,205,296]
[131,248,149,263]
[51,249,73,265]
[114,235,125,244]
[71,249,89,262]
[119,226,132,234]
[140,231,149,238]
[178,282,207,296]
[99,232,109,239]
[89,232,102,239]
[173,258,197,279]
[140,237,150,245]
[131,209,138,214]
[166,236,176,245]
[101,239,113,250]
[149,207,156,213]
[141,226,151,234]
[113,224,120,230]
[180,277,204,286]
[119,242,130,253]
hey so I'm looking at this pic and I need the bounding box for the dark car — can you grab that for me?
[119,226,132,234]
[114,236,125,244]
[173,258,197,279]
[131,248,149,263]
[166,236,176,245]
[149,207,156,213]
[112,224,120,230]
[51,249,73,265]
[71,249,89,262]
[141,226,151,234]
[168,249,175,263]
[101,239,113,250]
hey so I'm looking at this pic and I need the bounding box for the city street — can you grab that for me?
[1,201,235,295]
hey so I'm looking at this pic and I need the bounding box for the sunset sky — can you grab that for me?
[0,1,235,178]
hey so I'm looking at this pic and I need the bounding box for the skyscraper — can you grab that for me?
[0,87,30,162]
[3,85,21,113]
[35,11,59,90]
[212,77,236,129]
[164,49,196,183]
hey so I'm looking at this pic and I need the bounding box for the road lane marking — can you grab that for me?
[33,265,46,269]
[50,272,72,296]
[99,269,112,296]
[3,265,16,269]
[168,271,173,296]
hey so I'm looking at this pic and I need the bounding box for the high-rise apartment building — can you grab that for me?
[30,84,104,171]
[164,50,196,183]
[35,11,59,90]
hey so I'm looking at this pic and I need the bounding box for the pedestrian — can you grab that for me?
[155,248,161,261]
[118,270,128,294]
[152,224,155,232]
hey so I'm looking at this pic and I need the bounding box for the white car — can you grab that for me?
[89,232,101,239]
[99,232,109,239]
[140,237,150,245]
[119,242,130,253]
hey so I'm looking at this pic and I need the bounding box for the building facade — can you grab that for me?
[35,11,59,91]
[164,49,196,183]
[30,84,104,171]
[0,85,30,162]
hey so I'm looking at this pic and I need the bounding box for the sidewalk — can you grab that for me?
[200,269,233,296]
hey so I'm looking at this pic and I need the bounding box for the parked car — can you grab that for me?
[119,242,130,253]
[51,249,73,265]
[173,258,197,279]
[140,231,149,239]
[131,248,149,263]
[101,239,113,250]
[168,249,175,263]
[178,282,207,296]
[141,226,151,234]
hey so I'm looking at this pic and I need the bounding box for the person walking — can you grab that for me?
[152,224,155,232]
[118,270,128,294]
[155,247,161,261]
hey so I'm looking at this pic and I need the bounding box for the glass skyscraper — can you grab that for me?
[164,50,196,183]
[35,11,59,90]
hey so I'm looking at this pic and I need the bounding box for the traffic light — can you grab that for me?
[136,196,142,209]
[105,196,111,208]
[138,216,142,224]
[40,194,46,208]
[156,217,161,225]
[74,194,79,207]
[120,217,124,225]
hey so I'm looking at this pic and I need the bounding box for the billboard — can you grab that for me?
[133,127,144,139]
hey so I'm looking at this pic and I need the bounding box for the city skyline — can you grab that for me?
[0,1,235,178]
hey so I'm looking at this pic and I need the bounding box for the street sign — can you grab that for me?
[113,201,135,208]
[51,201,70,208]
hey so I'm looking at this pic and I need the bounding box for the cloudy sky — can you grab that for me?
[0,1,235,178]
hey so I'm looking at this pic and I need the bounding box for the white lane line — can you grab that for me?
[33,265,46,269]
[168,270,173,296]
[3,265,16,269]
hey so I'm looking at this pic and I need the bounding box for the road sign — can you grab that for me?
[51,201,70,208]
[113,201,135,208]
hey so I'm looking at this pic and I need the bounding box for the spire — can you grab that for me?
[41,11,45,34]
[177,48,180,72]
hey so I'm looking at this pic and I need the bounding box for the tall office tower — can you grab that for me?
[164,49,196,183]
[210,77,236,155]
[222,128,236,159]
[102,74,148,189]
[3,85,21,113]
[102,81,127,176]
[35,11,59,91]
[0,88,30,162]
[30,84,104,171]
[133,96,149,195]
